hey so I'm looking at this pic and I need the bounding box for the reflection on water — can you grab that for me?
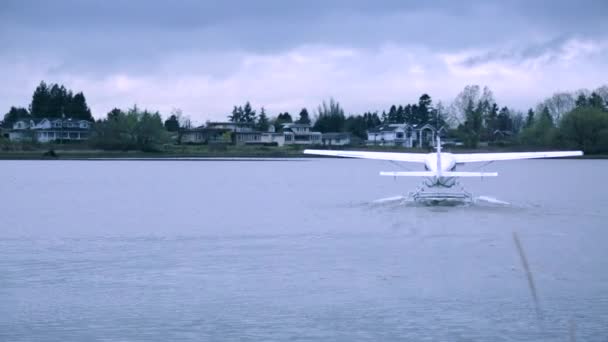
[1,159,607,341]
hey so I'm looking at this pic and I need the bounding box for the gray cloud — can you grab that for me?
[1,0,607,120]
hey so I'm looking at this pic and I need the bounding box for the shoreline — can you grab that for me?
[0,147,605,160]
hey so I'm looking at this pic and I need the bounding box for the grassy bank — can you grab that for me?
[0,143,605,160]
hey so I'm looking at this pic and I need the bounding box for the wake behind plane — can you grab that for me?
[304,136,583,204]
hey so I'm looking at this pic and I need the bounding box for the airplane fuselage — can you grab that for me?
[423,149,458,188]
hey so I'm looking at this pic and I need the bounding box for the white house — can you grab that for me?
[10,118,92,143]
[282,123,322,145]
[366,123,442,147]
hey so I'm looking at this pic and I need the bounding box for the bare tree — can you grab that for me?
[449,85,495,126]
[535,92,575,123]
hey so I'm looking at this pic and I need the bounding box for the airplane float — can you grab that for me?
[304,136,583,204]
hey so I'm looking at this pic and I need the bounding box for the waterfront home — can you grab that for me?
[180,126,232,144]
[366,123,441,147]
[9,118,92,143]
[180,121,323,146]
[282,123,322,145]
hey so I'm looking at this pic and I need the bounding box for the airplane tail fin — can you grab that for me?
[380,171,497,177]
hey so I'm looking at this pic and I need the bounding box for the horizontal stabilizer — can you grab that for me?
[442,171,498,177]
[379,171,435,177]
[380,171,498,177]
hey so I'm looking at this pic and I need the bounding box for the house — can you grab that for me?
[179,121,323,147]
[367,124,416,147]
[366,123,443,148]
[180,121,256,144]
[321,132,351,146]
[9,118,92,143]
[260,133,286,146]
[180,127,232,144]
[282,123,322,145]
[206,121,255,132]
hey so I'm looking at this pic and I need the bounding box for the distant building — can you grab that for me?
[366,123,441,147]
[282,123,322,145]
[180,121,255,144]
[9,118,92,143]
[205,122,255,132]
[260,133,286,146]
[180,127,232,144]
[179,121,324,147]
[321,132,351,146]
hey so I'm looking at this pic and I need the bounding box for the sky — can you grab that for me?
[1,0,607,123]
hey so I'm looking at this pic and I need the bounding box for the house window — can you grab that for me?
[396,132,404,139]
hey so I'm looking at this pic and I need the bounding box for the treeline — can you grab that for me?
[90,106,166,151]
[222,96,443,140]
[1,81,93,128]
[3,81,608,153]
[524,93,608,154]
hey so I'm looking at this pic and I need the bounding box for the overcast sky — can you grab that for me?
[1,0,607,122]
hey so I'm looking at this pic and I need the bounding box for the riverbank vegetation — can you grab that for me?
[2,81,608,157]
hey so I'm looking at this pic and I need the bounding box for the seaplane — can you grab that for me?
[304,136,583,205]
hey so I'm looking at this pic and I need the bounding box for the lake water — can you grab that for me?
[1,158,607,341]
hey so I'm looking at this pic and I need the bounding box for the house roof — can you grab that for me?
[207,121,254,126]
[283,123,311,128]
[15,117,91,124]
[367,124,402,133]
[183,126,228,131]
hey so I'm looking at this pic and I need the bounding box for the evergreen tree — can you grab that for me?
[363,112,381,128]
[242,102,256,123]
[387,105,397,123]
[463,99,482,147]
[497,107,513,132]
[273,112,292,131]
[47,84,67,118]
[2,107,31,128]
[229,106,242,122]
[575,94,588,108]
[313,98,346,133]
[107,108,124,121]
[396,105,405,123]
[257,107,270,131]
[29,81,51,117]
[297,108,311,124]
[164,115,180,132]
[525,108,535,128]
[539,106,554,128]
[416,94,432,125]
[589,92,606,110]
[70,92,93,120]
[403,104,414,124]
[277,112,293,123]
[484,103,499,140]
[345,115,367,139]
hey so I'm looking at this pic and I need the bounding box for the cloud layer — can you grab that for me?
[1,0,607,122]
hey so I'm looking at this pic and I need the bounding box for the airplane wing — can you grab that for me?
[453,151,583,163]
[303,149,428,163]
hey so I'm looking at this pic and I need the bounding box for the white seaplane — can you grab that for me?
[304,136,583,204]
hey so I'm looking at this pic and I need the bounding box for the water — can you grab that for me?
[1,158,607,341]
